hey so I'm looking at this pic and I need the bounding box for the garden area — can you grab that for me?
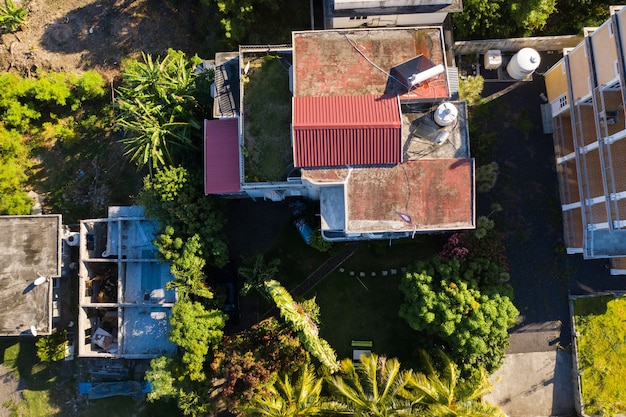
[242,53,293,182]
[573,295,626,417]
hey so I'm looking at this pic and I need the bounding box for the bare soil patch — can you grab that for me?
[1,0,203,75]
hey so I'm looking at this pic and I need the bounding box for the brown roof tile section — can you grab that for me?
[293,95,402,167]
[293,27,448,99]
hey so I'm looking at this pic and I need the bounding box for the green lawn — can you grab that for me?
[265,222,334,291]
[0,338,180,417]
[243,55,293,182]
[574,296,626,416]
[307,236,440,364]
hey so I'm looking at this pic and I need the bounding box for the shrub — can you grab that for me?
[36,329,68,362]
[309,230,333,253]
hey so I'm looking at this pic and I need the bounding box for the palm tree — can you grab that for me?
[243,363,339,417]
[116,50,201,173]
[325,353,416,417]
[265,280,340,373]
[238,254,281,297]
[408,351,504,417]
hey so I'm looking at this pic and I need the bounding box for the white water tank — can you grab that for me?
[506,48,541,80]
[66,232,80,247]
[434,102,458,127]
[484,50,502,70]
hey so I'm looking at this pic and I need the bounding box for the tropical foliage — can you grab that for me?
[0,70,106,215]
[0,0,27,33]
[410,351,504,417]
[326,354,415,416]
[211,317,309,407]
[265,280,340,373]
[399,256,518,376]
[116,49,211,172]
[137,165,229,267]
[156,227,215,299]
[243,362,330,417]
[35,330,68,362]
[238,254,282,296]
[169,300,226,382]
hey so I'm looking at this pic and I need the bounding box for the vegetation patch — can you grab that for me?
[574,296,626,417]
[243,54,292,182]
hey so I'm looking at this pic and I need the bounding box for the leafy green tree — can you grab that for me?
[0,0,27,33]
[265,280,340,373]
[169,300,226,382]
[243,362,332,417]
[35,329,68,362]
[325,353,416,416]
[453,0,556,39]
[211,317,309,408]
[116,50,209,171]
[138,165,228,267]
[409,351,504,417]
[0,124,31,214]
[145,356,178,402]
[238,254,281,296]
[156,227,215,300]
[399,258,518,376]
[213,0,279,41]
[541,0,613,35]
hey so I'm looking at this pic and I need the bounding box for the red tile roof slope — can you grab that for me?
[293,95,402,167]
[204,119,241,194]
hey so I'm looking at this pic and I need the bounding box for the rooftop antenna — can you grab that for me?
[30,326,37,337]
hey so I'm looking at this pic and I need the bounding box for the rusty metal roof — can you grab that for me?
[204,119,241,194]
[293,95,402,167]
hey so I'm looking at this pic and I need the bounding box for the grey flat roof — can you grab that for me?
[0,215,61,336]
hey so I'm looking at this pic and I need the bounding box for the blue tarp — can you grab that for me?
[79,381,151,399]
[294,219,313,245]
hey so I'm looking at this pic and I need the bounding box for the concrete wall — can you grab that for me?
[454,35,583,54]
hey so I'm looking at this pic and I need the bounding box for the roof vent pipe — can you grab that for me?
[408,64,445,87]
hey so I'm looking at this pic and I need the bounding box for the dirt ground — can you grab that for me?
[0,0,204,76]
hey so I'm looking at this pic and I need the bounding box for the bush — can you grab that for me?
[36,329,68,362]
[309,230,333,253]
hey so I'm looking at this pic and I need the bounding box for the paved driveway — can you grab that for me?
[477,51,626,416]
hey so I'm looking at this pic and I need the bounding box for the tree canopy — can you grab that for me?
[138,165,228,267]
[116,49,212,172]
[399,257,518,376]
[453,0,556,40]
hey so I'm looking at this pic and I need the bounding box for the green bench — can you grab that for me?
[351,340,373,348]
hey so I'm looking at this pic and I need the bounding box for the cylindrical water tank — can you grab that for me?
[66,232,80,247]
[434,102,458,127]
[506,48,541,80]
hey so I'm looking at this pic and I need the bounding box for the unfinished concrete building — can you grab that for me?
[77,206,177,358]
[545,6,626,274]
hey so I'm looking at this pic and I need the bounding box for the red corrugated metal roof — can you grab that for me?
[204,119,241,194]
[293,95,402,167]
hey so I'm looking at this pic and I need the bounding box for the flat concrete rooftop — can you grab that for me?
[293,27,448,99]
[0,215,61,336]
[305,158,475,234]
